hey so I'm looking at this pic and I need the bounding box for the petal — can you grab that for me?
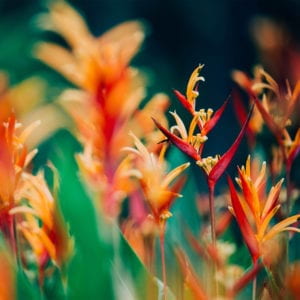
[263,214,300,242]
[161,162,190,188]
[261,179,283,220]
[169,111,188,139]
[186,64,205,106]
[285,80,300,121]
[257,204,280,241]
[238,168,260,225]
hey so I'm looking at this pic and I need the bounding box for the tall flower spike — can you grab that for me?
[228,156,300,263]
[36,1,172,218]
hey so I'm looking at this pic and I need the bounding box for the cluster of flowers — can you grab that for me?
[0,1,300,299]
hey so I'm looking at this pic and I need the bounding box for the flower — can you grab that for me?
[227,156,300,262]
[233,67,300,148]
[0,114,38,244]
[36,1,170,218]
[124,132,189,225]
[10,169,73,279]
[154,66,252,190]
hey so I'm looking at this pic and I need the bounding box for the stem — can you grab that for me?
[8,214,17,262]
[159,226,167,300]
[252,276,257,300]
[208,185,216,246]
[285,164,292,215]
[208,184,219,298]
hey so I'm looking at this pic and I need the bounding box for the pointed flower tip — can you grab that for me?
[208,106,253,186]
[153,117,200,161]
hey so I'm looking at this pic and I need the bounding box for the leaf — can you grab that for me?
[49,130,115,299]
[208,105,253,188]
[152,118,200,161]
[227,176,259,262]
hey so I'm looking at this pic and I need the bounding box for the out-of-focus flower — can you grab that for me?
[124,132,189,226]
[11,171,73,272]
[233,67,300,144]
[286,262,300,299]
[0,72,67,149]
[228,156,300,263]
[36,1,169,218]
[0,114,38,246]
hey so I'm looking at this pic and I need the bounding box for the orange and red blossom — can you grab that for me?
[37,2,171,218]
[173,65,229,137]
[227,156,300,263]
[0,114,38,246]
[233,67,300,149]
[124,132,189,226]
[11,171,73,270]
[154,104,252,189]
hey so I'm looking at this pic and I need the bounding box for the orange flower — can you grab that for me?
[124,132,189,225]
[0,114,38,244]
[11,170,73,272]
[36,1,169,218]
[233,67,300,149]
[228,156,300,262]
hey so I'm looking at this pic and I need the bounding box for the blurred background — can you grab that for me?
[1,2,300,296]
[0,0,300,183]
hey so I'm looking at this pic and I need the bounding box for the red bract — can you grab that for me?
[206,105,254,189]
[227,176,260,262]
[232,90,256,147]
[152,118,201,161]
[201,98,229,135]
[173,89,194,114]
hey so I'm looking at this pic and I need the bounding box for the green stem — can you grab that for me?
[252,276,257,300]
[208,185,216,246]
[159,226,167,300]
